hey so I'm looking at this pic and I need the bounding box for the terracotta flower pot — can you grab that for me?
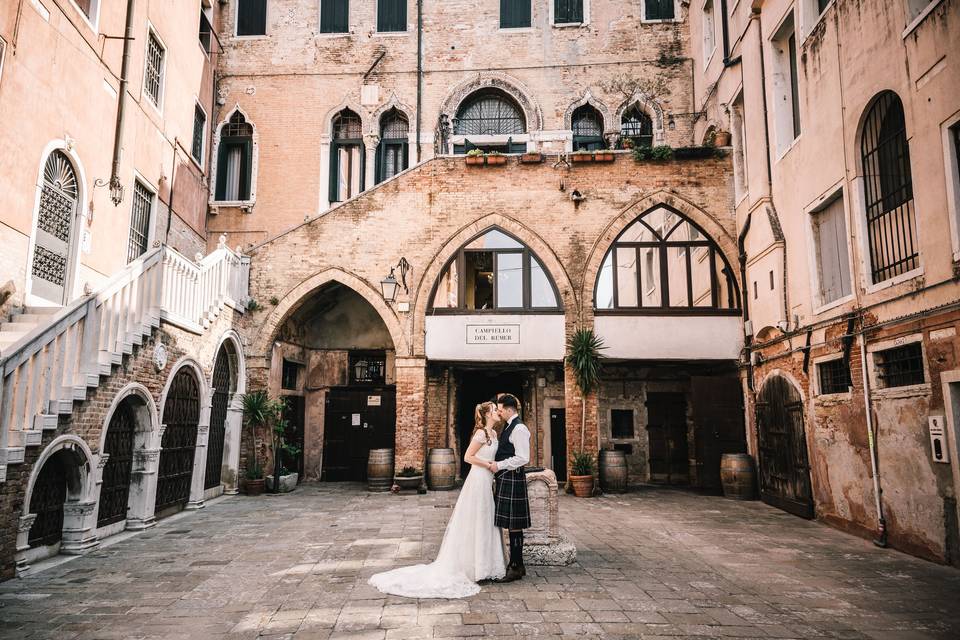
[714,131,731,146]
[244,478,265,496]
[594,152,615,162]
[571,153,594,163]
[394,475,423,490]
[465,155,485,166]
[570,474,594,498]
[485,155,507,165]
[520,152,544,164]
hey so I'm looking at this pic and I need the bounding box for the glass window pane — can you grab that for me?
[619,219,658,242]
[692,247,713,307]
[496,253,523,308]
[530,256,558,307]
[641,248,662,307]
[616,247,638,307]
[465,252,494,309]
[465,229,523,250]
[432,260,459,308]
[596,252,614,309]
[668,247,690,307]
[714,251,736,309]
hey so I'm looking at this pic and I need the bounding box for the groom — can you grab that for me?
[490,393,531,583]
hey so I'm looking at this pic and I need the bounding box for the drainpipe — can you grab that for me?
[415,0,423,163]
[109,0,137,206]
[858,330,888,547]
[738,211,754,391]
[164,138,178,244]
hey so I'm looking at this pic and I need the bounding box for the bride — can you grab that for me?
[368,401,506,598]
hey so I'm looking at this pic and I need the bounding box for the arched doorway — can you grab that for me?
[273,281,397,482]
[156,368,201,518]
[205,346,234,490]
[97,400,137,528]
[30,149,82,304]
[756,375,814,518]
[28,452,71,549]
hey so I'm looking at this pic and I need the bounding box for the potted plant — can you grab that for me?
[393,466,423,491]
[566,328,605,453]
[594,149,615,162]
[520,151,544,164]
[714,129,732,146]
[571,150,594,163]
[569,452,595,498]
[267,398,301,493]
[465,149,485,165]
[621,137,635,150]
[241,391,271,495]
[485,151,507,165]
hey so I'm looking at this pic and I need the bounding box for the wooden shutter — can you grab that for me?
[646,0,674,20]
[501,0,531,28]
[239,139,252,200]
[237,0,267,36]
[816,196,851,303]
[321,0,349,33]
[329,143,340,202]
[377,0,406,32]
[215,142,228,200]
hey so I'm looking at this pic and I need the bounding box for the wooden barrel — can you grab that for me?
[367,448,394,492]
[427,448,457,490]
[720,453,756,500]
[599,450,628,493]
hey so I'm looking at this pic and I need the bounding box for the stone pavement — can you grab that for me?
[1,484,959,640]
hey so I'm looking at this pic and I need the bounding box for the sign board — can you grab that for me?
[367,395,381,407]
[929,415,949,463]
[466,324,520,345]
[351,413,361,426]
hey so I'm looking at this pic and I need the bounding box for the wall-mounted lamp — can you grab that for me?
[381,257,410,302]
[667,115,676,130]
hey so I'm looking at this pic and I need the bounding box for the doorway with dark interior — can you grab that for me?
[455,368,526,479]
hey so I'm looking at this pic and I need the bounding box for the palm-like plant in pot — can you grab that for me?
[566,328,605,495]
[241,390,271,495]
[569,452,596,497]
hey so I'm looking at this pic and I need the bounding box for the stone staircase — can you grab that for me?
[0,307,60,356]
[0,238,249,483]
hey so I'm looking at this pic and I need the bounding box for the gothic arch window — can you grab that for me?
[376,109,409,184]
[430,229,561,313]
[595,206,740,314]
[453,89,527,154]
[330,108,364,202]
[860,91,918,283]
[621,105,653,149]
[214,111,254,202]
[572,104,605,151]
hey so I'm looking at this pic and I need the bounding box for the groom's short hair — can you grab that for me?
[497,393,519,412]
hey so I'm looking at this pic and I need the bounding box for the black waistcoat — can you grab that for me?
[495,417,521,462]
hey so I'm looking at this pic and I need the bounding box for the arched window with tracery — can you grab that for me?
[572,104,605,151]
[376,109,409,184]
[215,111,254,202]
[453,90,527,154]
[430,229,561,312]
[330,109,364,202]
[595,206,739,313]
[860,91,918,283]
[621,105,653,149]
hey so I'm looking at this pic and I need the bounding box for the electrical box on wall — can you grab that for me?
[928,416,949,464]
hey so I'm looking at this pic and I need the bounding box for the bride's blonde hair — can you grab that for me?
[473,401,496,445]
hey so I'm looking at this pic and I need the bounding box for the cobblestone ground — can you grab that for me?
[2,484,959,640]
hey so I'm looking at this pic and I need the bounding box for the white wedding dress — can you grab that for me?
[368,431,506,598]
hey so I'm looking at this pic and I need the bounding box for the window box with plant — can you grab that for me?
[465,149,485,165]
[393,466,423,491]
[633,145,674,162]
[485,151,507,165]
[594,151,615,162]
[571,150,594,163]
[520,151,544,164]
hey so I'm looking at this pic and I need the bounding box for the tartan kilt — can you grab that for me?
[494,468,531,529]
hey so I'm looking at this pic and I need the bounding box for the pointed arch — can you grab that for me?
[251,267,409,360]
[438,73,543,134]
[615,94,666,147]
[564,90,614,134]
[209,104,259,205]
[322,96,368,137]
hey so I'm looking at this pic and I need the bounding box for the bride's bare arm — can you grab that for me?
[463,432,492,468]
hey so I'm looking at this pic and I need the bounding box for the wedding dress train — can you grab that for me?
[368,432,506,598]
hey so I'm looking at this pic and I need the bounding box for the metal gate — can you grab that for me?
[30,150,79,304]
[28,454,68,547]
[756,375,814,518]
[97,402,137,527]
[155,370,200,515]
[205,349,231,490]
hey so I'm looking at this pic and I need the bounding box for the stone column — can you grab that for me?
[364,134,380,190]
[60,501,99,555]
[187,395,213,509]
[14,514,37,576]
[319,133,332,211]
[394,357,427,472]
[126,442,161,530]
[221,394,243,494]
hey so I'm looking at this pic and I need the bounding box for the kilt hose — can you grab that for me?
[494,467,531,530]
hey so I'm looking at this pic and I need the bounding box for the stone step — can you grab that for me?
[22,306,60,316]
[8,314,49,324]
[0,321,39,332]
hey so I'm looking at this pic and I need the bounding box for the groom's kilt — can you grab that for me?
[494,468,531,529]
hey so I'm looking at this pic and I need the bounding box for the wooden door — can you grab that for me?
[646,393,688,484]
[323,387,396,481]
[550,408,567,482]
[691,375,747,493]
[756,375,814,518]
[31,151,80,304]
[155,370,199,518]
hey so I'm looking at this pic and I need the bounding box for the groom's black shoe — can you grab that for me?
[495,565,524,583]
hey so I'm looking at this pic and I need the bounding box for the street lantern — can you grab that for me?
[381,269,399,302]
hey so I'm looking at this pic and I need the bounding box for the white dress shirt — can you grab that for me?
[499,416,530,472]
